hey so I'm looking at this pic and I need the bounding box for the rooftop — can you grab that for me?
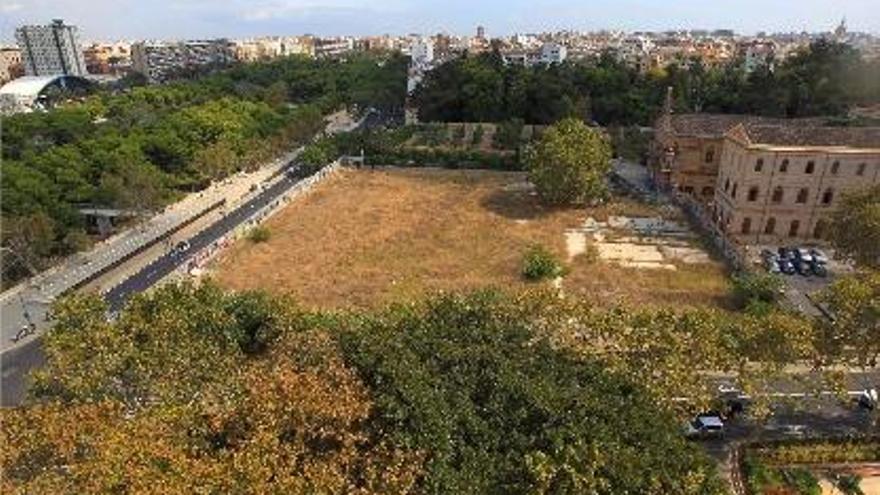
[666,113,825,137]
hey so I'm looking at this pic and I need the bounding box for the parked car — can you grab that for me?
[175,241,191,254]
[760,249,777,261]
[858,389,878,410]
[779,258,797,275]
[778,247,795,260]
[794,247,814,264]
[764,258,781,274]
[810,248,829,265]
[684,414,725,438]
[810,261,828,277]
[795,261,813,276]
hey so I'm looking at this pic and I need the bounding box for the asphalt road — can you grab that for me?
[0,110,381,407]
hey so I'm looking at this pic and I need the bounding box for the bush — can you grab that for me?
[247,226,271,243]
[471,124,484,146]
[731,272,784,309]
[522,245,566,281]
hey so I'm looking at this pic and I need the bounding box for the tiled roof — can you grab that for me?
[667,113,824,137]
[741,124,880,149]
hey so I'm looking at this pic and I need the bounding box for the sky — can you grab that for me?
[1,0,878,42]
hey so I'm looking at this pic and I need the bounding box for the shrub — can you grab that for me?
[522,245,566,281]
[247,226,271,243]
[471,124,484,147]
[731,272,784,309]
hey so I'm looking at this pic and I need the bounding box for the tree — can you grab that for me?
[524,118,612,205]
[829,185,880,269]
[817,271,880,368]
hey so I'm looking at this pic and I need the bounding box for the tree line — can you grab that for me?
[0,53,408,286]
[413,39,880,126]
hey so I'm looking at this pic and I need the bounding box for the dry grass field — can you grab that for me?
[212,167,732,310]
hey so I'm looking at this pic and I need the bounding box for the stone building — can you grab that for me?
[649,107,821,201]
[713,123,880,244]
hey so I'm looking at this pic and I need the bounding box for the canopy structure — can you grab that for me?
[0,74,90,114]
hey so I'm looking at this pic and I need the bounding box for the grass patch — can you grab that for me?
[246,226,271,243]
[213,168,730,310]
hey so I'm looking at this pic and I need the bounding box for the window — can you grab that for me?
[732,183,738,199]
[754,158,764,172]
[788,220,800,238]
[779,159,789,173]
[748,187,759,202]
[796,188,809,203]
[805,161,815,174]
[822,188,834,205]
[741,217,752,234]
[764,217,776,235]
[705,148,715,163]
[682,186,694,194]
[857,163,867,176]
[831,161,840,175]
[724,179,730,192]
[701,186,713,197]
[771,186,784,204]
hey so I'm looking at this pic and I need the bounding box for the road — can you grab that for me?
[0,109,375,407]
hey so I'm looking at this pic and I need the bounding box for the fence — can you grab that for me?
[175,161,342,279]
[670,190,751,272]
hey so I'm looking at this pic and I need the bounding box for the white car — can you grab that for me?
[684,415,724,438]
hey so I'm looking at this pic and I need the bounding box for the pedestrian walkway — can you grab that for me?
[0,149,297,352]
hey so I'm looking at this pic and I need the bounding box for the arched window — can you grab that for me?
[754,158,764,172]
[748,186,759,202]
[796,188,809,203]
[788,220,800,237]
[741,217,752,234]
[724,179,730,192]
[822,188,834,205]
[779,159,789,173]
[705,148,715,163]
[702,186,713,197]
[831,161,840,175]
[857,163,867,176]
[732,183,738,199]
[771,186,784,204]
[764,217,776,235]
[805,161,815,174]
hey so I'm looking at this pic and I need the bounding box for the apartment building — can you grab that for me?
[15,19,86,77]
[131,39,232,83]
[713,124,880,244]
[83,42,131,75]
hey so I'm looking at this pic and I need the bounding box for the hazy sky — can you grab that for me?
[1,0,877,41]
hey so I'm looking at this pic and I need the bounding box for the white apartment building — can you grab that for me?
[540,42,567,64]
[15,19,86,77]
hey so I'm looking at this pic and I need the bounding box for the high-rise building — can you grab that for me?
[477,26,486,39]
[15,19,87,77]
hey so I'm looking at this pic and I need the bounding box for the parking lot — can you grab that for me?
[749,244,853,317]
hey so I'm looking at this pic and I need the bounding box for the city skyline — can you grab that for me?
[1,0,878,42]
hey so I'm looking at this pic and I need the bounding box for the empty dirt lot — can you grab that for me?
[212,167,731,309]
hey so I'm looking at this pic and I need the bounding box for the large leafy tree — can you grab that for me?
[818,271,880,368]
[525,118,612,205]
[829,185,880,270]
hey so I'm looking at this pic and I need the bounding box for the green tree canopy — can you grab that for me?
[829,184,880,270]
[525,118,612,205]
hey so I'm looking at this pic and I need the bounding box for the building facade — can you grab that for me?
[0,47,24,84]
[650,107,823,202]
[83,42,131,75]
[131,39,232,83]
[15,19,86,77]
[713,124,880,244]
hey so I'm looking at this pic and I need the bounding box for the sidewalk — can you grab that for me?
[0,148,297,352]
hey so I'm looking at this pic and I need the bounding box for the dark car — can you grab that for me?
[810,248,829,265]
[811,261,828,277]
[795,261,812,276]
[779,258,796,275]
